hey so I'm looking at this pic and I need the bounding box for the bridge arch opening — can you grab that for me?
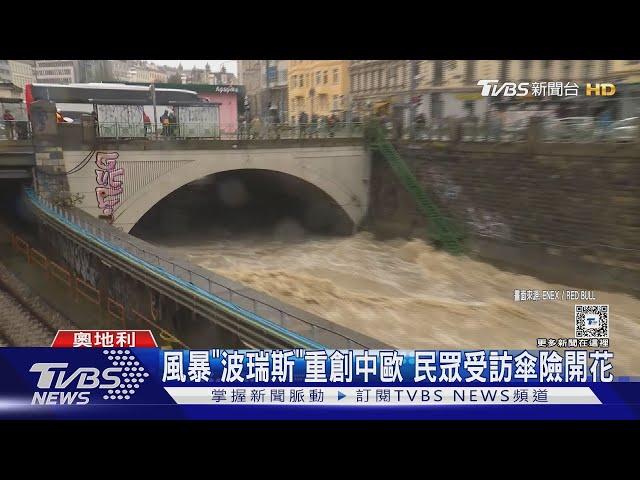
[129,169,355,240]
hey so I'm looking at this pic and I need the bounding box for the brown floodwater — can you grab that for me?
[146,230,640,374]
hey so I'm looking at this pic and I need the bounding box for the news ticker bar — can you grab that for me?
[165,387,601,405]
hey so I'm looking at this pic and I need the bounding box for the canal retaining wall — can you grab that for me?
[367,141,640,296]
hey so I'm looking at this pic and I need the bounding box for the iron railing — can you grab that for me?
[0,120,32,140]
[92,121,366,141]
[407,117,639,143]
[8,116,637,144]
[30,191,370,349]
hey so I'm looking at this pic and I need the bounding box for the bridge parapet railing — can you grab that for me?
[31,191,372,350]
[1,120,32,141]
[406,117,640,144]
[93,121,365,141]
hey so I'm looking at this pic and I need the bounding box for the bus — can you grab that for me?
[25,83,220,138]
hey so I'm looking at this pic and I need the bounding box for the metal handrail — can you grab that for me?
[91,121,366,141]
[0,120,33,140]
[29,190,368,349]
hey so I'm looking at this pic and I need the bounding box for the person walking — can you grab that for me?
[160,110,169,137]
[298,111,308,138]
[3,110,15,140]
[250,116,263,139]
[328,113,338,137]
[168,109,177,138]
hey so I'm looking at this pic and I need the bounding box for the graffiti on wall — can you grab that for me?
[466,207,512,240]
[95,152,124,216]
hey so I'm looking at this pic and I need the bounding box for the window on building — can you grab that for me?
[499,60,510,82]
[316,71,321,85]
[323,71,328,84]
[583,60,592,80]
[465,60,476,84]
[333,69,339,84]
[433,61,443,86]
[431,93,443,119]
[521,60,531,80]
[389,66,396,86]
[333,95,339,111]
[291,75,296,86]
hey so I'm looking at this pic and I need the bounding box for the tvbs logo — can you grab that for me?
[478,80,530,97]
[30,363,121,405]
[585,83,616,96]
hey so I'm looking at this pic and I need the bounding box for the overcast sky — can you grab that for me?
[150,60,237,74]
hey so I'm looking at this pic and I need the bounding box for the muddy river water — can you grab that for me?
[138,228,640,374]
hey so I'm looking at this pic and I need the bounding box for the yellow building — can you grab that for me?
[288,60,350,123]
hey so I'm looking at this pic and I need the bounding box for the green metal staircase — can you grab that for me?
[368,122,465,255]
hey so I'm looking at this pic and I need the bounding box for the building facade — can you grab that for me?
[180,64,238,86]
[349,60,411,121]
[128,62,168,84]
[109,60,133,82]
[0,60,12,82]
[288,60,349,123]
[82,60,133,83]
[8,60,35,94]
[0,82,22,99]
[35,60,82,84]
[238,60,265,120]
[412,60,637,123]
[238,60,288,122]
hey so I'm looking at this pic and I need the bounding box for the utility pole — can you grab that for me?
[409,60,417,140]
[150,83,158,139]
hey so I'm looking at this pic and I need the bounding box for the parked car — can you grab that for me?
[544,117,595,141]
[610,117,639,142]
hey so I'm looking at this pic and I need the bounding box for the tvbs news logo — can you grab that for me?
[29,351,146,405]
[477,80,616,96]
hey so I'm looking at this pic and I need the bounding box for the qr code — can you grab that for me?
[575,304,609,338]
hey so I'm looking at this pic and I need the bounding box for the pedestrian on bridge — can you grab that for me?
[160,110,169,137]
[2,110,15,140]
[328,113,339,137]
[250,116,263,139]
[168,109,177,138]
[298,111,308,138]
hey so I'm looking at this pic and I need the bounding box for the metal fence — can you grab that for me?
[8,116,637,144]
[0,120,32,140]
[234,122,365,140]
[98,121,221,139]
[31,191,369,349]
[406,117,639,143]
[93,121,366,141]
